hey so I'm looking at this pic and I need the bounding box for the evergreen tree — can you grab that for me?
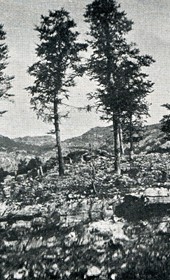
[0,24,14,115]
[26,9,87,176]
[84,0,154,173]
[120,56,154,160]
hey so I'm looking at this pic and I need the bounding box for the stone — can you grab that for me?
[64,231,77,247]
[111,273,117,280]
[88,220,128,240]
[46,236,57,247]
[13,268,28,279]
[52,263,59,271]
[12,220,31,229]
[158,221,170,234]
[144,187,170,197]
[86,266,101,277]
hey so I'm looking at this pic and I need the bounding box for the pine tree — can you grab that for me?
[26,9,87,176]
[84,0,154,173]
[120,55,154,160]
[0,24,14,115]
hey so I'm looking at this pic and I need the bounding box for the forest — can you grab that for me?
[0,0,170,279]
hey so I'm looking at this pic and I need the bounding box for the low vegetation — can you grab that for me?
[0,151,169,280]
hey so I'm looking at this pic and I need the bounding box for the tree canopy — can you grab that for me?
[84,0,154,172]
[0,24,14,115]
[26,9,87,176]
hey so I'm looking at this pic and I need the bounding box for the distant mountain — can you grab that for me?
[0,135,54,154]
[0,135,18,151]
[14,135,56,148]
[0,134,56,171]
[1,123,168,155]
[62,123,168,154]
[62,126,113,152]
[0,123,168,172]
[12,126,113,155]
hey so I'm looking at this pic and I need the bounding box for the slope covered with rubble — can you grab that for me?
[0,152,170,280]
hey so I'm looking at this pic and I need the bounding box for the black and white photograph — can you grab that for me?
[0,0,169,279]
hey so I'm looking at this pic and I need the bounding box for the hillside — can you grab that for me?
[0,123,168,172]
[134,123,169,154]
[0,135,55,171]
[0,124,170,280]
[11,123,168,155]
[14,135,56,147]
[0,142,169,279]
[0,134,54,154]
[62,123,168,154]
[62,125,113,152]
[14,126,113,153]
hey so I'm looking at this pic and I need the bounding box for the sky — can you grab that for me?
[0,0,170,139]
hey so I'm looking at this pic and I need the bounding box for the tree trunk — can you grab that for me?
[54,100,64,176]
[118,122,124,157]
[113,114,121,175]
[129,114,133,162]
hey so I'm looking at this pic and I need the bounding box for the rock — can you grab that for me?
[43,254,56,260]
[144,187,170,197]
[80,231,91,245]
[13,268,28,279]
[64,231,77,247]
[158,221,170,234]
[111,273,117,280]
[12,220,31,229]
[88,220,128,240]
[32,217,46,228]
[86,266,101,277]
[66,150,88,163]
[0,202,7,215]
[26,237,44,250]
[143,187,170,203]
[65,270,71,277]
[0,221,7,229]
[121,263,127,269]
[164,182,170,188]
[94,240,106,250]
[13,271,23,280]
[46,236,57,247]
[4,240,18,248]
[4,175,15,184]
[16,174,27,182]
[51,263,59,271]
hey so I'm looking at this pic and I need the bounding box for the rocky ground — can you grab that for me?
[0,153,170,279]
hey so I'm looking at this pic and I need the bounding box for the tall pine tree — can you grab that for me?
[26,9,87,176]
[84,0,154,173]
[0,24,14,115]
[118,53,154,160]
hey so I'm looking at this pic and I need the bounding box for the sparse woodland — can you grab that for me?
[0,1,170,279]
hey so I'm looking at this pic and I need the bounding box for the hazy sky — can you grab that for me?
[0,0,170,139]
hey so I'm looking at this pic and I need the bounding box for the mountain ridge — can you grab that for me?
[0,122,167,156]
[0,123,168,172]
